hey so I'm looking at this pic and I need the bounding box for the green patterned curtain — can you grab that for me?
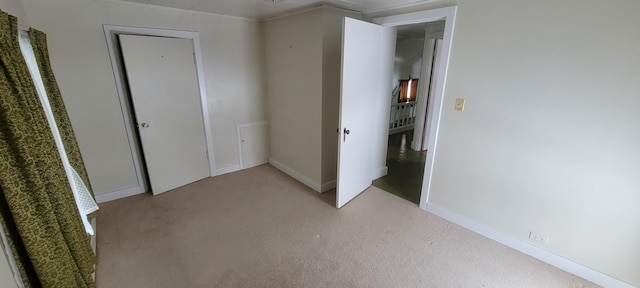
[28,28,94,197]
[0,10,95,288]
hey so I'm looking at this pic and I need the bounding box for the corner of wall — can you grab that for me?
[269,158,322,193]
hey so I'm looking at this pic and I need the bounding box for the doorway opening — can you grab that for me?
[334,7,456,209]
[373,130,426,204]
[371,7,457,210]
[372,21,444,204]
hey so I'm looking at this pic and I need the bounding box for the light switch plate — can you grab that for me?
[455,98,465,112]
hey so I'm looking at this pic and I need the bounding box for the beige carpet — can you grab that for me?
[96,164,597,288]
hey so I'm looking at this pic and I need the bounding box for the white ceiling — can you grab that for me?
[115,0,436,19]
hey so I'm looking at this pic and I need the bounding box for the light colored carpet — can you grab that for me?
[96,164,598,288]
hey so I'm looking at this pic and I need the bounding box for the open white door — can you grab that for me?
[421,39,444,150]
[119,35,210,195]
[336,18,391,208]
[411,38,436,152]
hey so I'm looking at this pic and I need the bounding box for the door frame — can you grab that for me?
[373,6,457,210]
[103,25,216,198]
[412,37,438,152]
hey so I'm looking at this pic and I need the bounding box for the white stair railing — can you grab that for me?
[389,101,417,135]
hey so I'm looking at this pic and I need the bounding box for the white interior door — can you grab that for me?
[411,38,436,152]
[336,18,389,208]
[421,39,443,150]
[238,122,269,169]
[119,34,210,195]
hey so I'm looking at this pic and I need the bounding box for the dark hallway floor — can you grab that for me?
[372,130,427,204]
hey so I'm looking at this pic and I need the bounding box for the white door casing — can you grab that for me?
[119,34,210,195]
[336,18,391,208]
[373,7,457,209]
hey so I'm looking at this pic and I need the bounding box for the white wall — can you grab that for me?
[263,8,324,188]
[20,0,266,196]
[395,38,424,78]
[321,8,361,187]
[320,9,342,186]
[0,246,17,288]
[0,0,26,23]
[372,0,640,286]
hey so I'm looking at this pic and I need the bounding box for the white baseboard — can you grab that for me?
[321,179,336,192]
[95,165,241,204]
[425,204,635,288]
[269,158,322,192]
[95,186,145,203]
[216,164,241,176]
[371,166,388,180]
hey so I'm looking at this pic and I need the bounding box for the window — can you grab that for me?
[398,78,418,103]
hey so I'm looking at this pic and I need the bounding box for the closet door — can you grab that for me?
[120,34,210,195]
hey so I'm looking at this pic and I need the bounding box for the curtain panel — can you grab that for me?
[0,10,95,288]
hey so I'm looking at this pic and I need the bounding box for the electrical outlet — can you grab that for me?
[529,231,549,245]
[455,98,465,112]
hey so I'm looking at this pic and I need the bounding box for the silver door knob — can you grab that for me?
[140,123,149,128]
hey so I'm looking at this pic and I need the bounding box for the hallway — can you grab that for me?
[372,130,426,204]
